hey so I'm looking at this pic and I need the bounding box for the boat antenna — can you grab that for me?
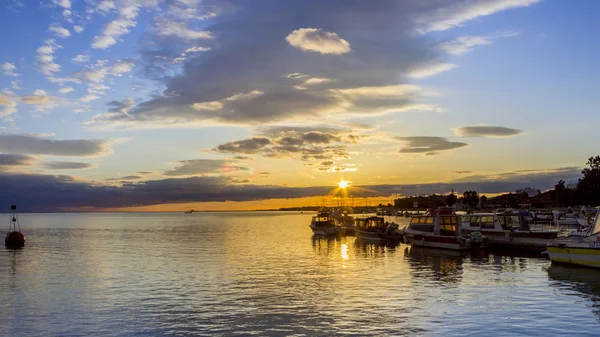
[10,205,20,232]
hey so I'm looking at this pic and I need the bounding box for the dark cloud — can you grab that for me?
[216,137,271,154]
[396,136,468,155]
[106,175,144,181]
[213,126,355,163]
[456,126,523,137]
[302,131,340,144]
[0,165,577,212]
[137,171,153,174]
[231,156,252,160]
[320,161,335,167]
[87,0,452,129]
[164,159,250,176]
[0,134,111,157]
[43,161,94,170]
[0,153,34,166]
[451,171,473,174]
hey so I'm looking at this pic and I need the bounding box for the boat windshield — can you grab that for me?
[590,210,600,235]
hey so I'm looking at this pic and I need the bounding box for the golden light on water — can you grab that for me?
[338,180,349,189]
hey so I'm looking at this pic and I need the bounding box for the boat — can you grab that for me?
[461,212,558,251]
[354,216,401,243]
[5,205,25,248]
[546,208,600,268]
[309,211,338,236]
[403,208,486,250]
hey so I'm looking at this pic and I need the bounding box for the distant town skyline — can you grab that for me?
[0,0,596,211]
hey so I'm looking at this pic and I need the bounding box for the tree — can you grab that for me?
[445,193,458,206]
[578,156,600,205]
[506,193,519,208]
[480,195,488,208]
[462,190,479,209]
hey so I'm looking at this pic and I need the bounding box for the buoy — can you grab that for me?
[5,205,25,248]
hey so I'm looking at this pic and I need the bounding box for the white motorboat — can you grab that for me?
[309,211,338,236]
[403,208,486,250]
[462,212,558,251]
[354,216,400,243]
[546,208,600,268]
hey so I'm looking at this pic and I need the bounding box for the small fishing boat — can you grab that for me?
[5,205,25,248]
[546,209,600,268]
[403,208,486,250]
[354,216,401,243]
[461,212,558,251]
[309,211,338,236]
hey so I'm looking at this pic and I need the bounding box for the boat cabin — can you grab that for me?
[355,216,386,232]
[408,215,460,237]
[463,213,530,231]
[311,212,336,227]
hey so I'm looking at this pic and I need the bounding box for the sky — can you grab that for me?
[0,0,599,212]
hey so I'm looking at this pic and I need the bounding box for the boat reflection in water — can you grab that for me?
[403,246,466,284]
[547,265,600,318]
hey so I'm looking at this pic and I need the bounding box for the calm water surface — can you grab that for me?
[1,212,600,336]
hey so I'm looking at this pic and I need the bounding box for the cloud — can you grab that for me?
[2,63,18,77]
[36,40,61,76]
[214,127,354,163]
[79,95,100,103]
[43,161,94,170]
[110,60,135,75]
[455,125,523,137]
[416,0,541,33]
[439,31,519,55]
[232,155,252,160]
[317,166,357,173]
[406,63,457,79]
[73,25,84,33]
[0,93,18,118]
[59,87,74,94]
[92,6,139,49]
[0,154,34,167]
[0,134,112,157]
[86,0,541,129]
[72,54,89,63]
[153,19,213,40]
[451,171,473,174]
[216,137,272,154]
[164,159,250,176]
[20,89,62,110]
[286,28,351,55]
[51,0,70,9]
[396,136,469,155]
[106,175,143,181]
[49,23,71,38]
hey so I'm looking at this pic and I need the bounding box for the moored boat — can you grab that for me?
[461,212,558,251]
[354,216,401,243]
[546,209,600,268]
[5,205,25,248]
[403,208,486,250]
[309,211,338,236]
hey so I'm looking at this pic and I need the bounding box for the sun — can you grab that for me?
[338,180,349,189]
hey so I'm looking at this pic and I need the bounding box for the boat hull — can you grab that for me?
[355,229,392,243]
[547,246,600,268]
[309,225,337,236]
[404,231,473,250]
[5,231,25,248]
[462,229,556,250]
